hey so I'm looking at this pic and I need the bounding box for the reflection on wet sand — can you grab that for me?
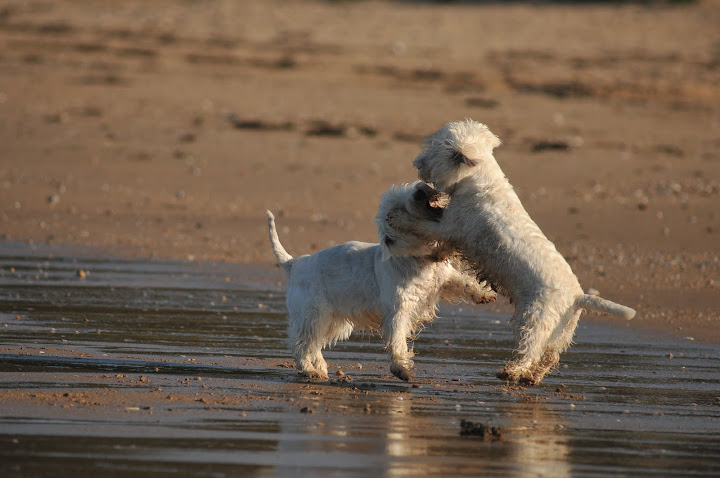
[272,379,574,477]
[0,244,718,477]
[502,401,571,478]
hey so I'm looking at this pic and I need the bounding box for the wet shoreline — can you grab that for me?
[1,242,719,477]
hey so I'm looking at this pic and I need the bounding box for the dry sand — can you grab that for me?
[1,0,719,341]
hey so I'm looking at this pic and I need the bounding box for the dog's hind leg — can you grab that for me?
[528,307,583,383]
[498,303,561,385]
[287,309,330,380]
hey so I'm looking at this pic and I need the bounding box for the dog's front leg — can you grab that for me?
[386,208,448,244]
[440,268,497,305]
[381,309,415,381]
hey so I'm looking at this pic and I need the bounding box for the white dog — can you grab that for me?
[388,120,636,385]
[267,182,496,381]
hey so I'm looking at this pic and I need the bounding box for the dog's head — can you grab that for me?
[413,119,502,192]
[376,182,445,261]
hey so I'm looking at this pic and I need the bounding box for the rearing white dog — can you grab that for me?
[388,119,635,385]
[267,182,496,381]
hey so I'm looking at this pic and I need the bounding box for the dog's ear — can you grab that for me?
[481,125,503,152]
[380,235,394,261]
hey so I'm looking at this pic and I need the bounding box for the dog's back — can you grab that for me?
[288,241,381,313]
[448,183,579,298]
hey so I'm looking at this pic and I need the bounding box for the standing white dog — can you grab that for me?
[388,120,635,385]
[267,182,496,381]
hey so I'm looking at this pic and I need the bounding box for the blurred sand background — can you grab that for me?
[0,0,718,341]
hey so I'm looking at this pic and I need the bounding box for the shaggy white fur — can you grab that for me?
[267,182,496,381]
[388,119,636,385]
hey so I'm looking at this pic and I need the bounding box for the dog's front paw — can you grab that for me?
[407,185,444,222]
[299,370,329,381]
[390,362,414,382]
[472,290,497,304]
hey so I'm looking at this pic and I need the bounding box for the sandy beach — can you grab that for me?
[1,3,720,475]
[1,0,719,342]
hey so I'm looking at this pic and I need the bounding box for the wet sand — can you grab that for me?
[1,0,719,342]
[1,243,719,476]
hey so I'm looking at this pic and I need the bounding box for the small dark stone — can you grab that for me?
[305,121,346,137]
[465,97,499,109]
[531,141,569,153]
[460,419,505,441]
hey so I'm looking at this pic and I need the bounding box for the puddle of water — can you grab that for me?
[0,242,719,477]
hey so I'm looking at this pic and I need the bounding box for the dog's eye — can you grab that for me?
[452,150,477,167]
[384,237,395,246]
[451,151,467,164]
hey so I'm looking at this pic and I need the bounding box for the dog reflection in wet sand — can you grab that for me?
[267,182,496,381]
[388,119,636,385]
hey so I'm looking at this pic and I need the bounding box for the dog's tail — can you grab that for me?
[266,210,294,273]
[575,294,636,320]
